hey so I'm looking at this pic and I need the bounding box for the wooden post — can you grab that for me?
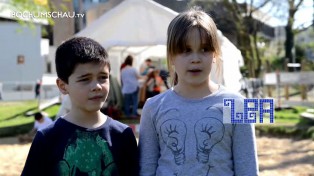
[301,60,307,100]
[276,69,281,108]
[265,60,272,97]
[284,59,289,100]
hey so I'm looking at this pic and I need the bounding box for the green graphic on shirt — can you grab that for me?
[57,130,118,175]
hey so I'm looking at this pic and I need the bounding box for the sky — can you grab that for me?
[237,0,313,28]
[294,0,313,28]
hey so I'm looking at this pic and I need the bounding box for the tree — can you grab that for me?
[285,0,305,69]
[3,0,69,44]
[7,0,54,25]
[264,0,308,71]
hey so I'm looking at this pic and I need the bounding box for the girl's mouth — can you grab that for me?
[188,69,202,73]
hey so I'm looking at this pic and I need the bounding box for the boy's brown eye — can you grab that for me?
[78,78,89,82]
[102,75,109,78]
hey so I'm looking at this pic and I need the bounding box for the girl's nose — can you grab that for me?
[190,53,201,63]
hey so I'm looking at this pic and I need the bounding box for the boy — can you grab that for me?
[22,37,138,176]
[19,111,53,143]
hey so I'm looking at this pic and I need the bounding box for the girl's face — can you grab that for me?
[172,28,215,88]
[63,63,110,114]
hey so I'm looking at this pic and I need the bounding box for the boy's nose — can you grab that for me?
[91,81,102,91]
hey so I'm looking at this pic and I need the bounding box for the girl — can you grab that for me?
[138,8,258,176]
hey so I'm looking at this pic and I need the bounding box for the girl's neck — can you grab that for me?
[64,110,107,129]
[174,80,219,99]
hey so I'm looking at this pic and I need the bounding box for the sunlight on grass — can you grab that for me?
[44,104,60,120]
[0,116,34,128]
[0,101,38,122]
[0,101,59,128]
[274,106,307,124]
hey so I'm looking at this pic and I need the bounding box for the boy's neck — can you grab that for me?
[64,110,107,129]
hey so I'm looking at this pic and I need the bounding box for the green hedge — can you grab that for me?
[0,122,33,137]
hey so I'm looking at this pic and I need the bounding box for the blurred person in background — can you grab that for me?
[145,69,165,99]
[121,55,141,118]
[140,58,154,76]
[19,111,53,143]
[34,79,41,99]
[56,94,72,119]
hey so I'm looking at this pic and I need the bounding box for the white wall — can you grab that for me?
[0,21,44,83]
[48,46,57,74]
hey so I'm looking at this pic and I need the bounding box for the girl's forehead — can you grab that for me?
[185,28,210,44]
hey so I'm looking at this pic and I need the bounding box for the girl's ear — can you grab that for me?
[56,78,68,95]
[212,53,217,63]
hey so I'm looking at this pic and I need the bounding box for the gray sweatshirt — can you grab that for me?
[138,86,259,176]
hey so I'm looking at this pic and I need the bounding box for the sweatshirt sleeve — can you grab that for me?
[138,101,160,176]
[232,123,259,176]
[120,127,139,176]
[21,131,49,175]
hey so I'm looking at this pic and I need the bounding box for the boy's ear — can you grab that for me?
[56,78,68,95]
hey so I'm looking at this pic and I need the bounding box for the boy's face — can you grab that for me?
[58,63,110,113]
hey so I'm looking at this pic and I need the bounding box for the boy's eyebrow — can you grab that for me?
[99,71,109,75]
[77,73,90,79]
[77,72,109,79]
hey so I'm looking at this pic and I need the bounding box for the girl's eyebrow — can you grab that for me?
[201,43,210,46]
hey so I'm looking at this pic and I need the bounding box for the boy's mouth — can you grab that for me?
[89,95,104,100]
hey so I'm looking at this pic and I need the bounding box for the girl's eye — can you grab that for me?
[201,48,210,52]
[183,48,191,53]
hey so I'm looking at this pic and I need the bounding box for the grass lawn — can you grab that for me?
[0,100,61,128]
[0,101,38,128]
[274,106,308,124]
[0,101,313,138]
[0,101,60,137]
[255,106,314,139]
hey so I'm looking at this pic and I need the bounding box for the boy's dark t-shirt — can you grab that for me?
[21,117,138,176]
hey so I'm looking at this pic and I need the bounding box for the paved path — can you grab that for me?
[0,136,313,176]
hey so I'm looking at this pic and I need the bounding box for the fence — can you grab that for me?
[0,81,59,101]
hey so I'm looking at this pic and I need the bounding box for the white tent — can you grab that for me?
[76,0,244,92]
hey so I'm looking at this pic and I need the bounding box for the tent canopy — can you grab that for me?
[76,0,175,48]
[76,0,244,92]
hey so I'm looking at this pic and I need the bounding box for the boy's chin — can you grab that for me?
[86,104,105,112]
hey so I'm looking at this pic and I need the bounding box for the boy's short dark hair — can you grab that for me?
[34,112,44,121]
[55,37,110,83]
